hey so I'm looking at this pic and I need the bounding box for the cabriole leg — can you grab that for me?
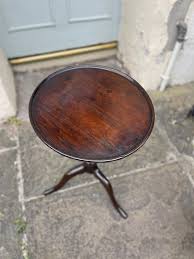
[94,167,128,219]
[43,163,85,195]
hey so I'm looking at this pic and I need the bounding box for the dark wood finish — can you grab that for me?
[29,65,155,219]
[29,65,154,162]
[43,162,128,219]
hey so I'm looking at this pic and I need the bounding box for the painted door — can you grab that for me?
[0,0,120,58]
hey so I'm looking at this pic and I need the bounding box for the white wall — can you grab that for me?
[0,49,16,121]
[118,0,176,90]
[118,0,194,90]
[171,1,194,85]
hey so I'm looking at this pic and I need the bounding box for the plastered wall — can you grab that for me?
[0,49,16,121]
[118,0,193,89]
[171,1,194,85]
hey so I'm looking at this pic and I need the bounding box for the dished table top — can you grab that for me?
[29,65,154,162]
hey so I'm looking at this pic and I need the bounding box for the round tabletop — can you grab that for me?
[29,65,154,162]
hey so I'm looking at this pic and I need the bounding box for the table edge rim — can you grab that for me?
[29,64,155,163]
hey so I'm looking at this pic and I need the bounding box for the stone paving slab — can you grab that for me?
[150,84,194,157]
[15,68,58,121]
[18,120,176,198]
[0,150,22,259]
[11,64,194,259]
[0,123,17,150]
[24,162,194,259]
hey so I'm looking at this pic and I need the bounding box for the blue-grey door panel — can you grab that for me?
[0,0,120,58]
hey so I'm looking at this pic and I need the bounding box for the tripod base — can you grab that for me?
[43,162,128,219]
